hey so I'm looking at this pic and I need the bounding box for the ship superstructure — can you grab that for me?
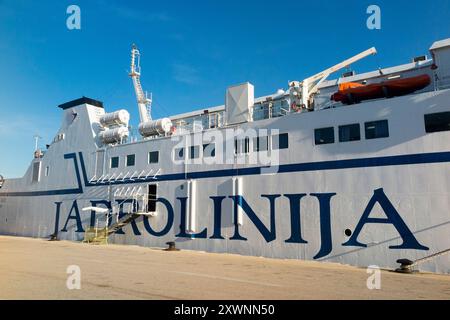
[0,39,450,273]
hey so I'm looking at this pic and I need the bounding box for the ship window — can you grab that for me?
[365,120,389,139]
[45,166,50,177]
[234,138,250,154]
[203,143,216,158]
[147,184,157,212]
[424,112,450,133]
[272,133,289,150]
[253,136,269,152]
[189,146,200,159]
[174,147,184,161]
[339,124,361,142]
[315,127,335,145]
[110,157,119,168]
[148,151,159,164]
[126,154,135,167]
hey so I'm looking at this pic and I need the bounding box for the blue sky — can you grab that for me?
[0,0,449,177]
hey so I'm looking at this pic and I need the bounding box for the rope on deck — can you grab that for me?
[396,248,450,273]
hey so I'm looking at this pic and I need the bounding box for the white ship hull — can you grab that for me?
[1,40,450,274]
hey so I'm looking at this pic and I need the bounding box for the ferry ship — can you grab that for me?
[1,39,449,273]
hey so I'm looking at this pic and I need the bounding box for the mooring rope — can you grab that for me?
[411,248,450,267]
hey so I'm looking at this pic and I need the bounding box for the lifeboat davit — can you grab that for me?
[331,74,431,105]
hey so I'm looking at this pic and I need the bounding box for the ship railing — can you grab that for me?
[137,170,146,180]
[129,171,139,181]
[89,169,158,186]
[173,111,225,133]
[101,174,111,183]
[252,100,291,121]
[111,186,156,216]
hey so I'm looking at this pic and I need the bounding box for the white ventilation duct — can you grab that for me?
[226,82,254,125]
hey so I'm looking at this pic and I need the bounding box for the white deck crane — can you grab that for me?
[289,47,377,111]
[130,44,152,123]
[129,44,173,137]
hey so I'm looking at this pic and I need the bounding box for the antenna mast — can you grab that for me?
[129,44,152,123]
[33,134,42,151]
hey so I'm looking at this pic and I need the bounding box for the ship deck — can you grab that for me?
[0,236,449,300]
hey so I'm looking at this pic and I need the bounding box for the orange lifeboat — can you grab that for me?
[331,74,431,105]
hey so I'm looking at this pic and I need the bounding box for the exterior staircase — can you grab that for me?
[107,212,141,236]
[83,211,141,244]
[83,189,151,245]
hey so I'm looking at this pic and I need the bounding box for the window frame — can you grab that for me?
[110,156,119,169]
[174,147,184,161]
[424,111,450,133]
[339,123,361,142]
[126,154,136,167]
[235,138,250,155]
[189,145,200,159]
[272,133,289,150]
[203,143,216,158]
[253,136,269,152]
[148,151,159,164]
[315,127,335,145]
[364,120,389,140]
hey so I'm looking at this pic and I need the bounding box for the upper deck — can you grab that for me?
[146,39,450,140]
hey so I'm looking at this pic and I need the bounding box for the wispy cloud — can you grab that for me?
[0,115,54,140]
[172,63,201,85]
[0,118,32,136]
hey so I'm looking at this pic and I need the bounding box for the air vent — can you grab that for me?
[342,71,356,78]
[413,55,427,63]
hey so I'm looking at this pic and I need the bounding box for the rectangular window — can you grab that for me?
[365,120,389,139]
[110,156,119,168]
[234,138,250,154]
[45,166,50,177]
[189,146,200,159]
[174,147,184,161]
[253,136,268,152]
[425,112,450,133]
[272,133,289,150]
[126,154,135,167]
[243,138,250,154]
[148,151,159,164]
[147,184,157,212]
[203,143,216,158]
[315,127,335,145]
[339,124,361,142]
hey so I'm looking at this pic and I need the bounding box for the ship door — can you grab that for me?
[147,184,157,213]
